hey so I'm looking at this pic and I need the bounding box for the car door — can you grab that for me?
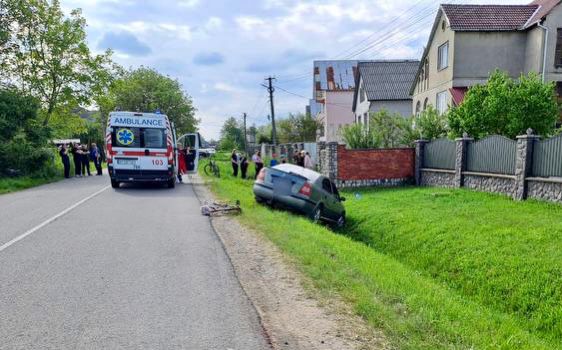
[320,178,336,219]
[329,180,344,219]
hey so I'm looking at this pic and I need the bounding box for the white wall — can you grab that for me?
[324,90,355,143]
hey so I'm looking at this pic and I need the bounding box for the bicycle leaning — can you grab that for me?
[203,156,221,178]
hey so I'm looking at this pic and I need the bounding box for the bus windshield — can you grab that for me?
[112,127,166,149]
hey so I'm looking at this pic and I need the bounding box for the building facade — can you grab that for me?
[352,60,419,127]
[411,0,562,116]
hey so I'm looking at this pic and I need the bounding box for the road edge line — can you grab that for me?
[0,185,110,253]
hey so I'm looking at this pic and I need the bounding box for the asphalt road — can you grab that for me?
[0,175,270,349]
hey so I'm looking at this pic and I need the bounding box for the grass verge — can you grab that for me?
[0,175,62,195]
[201,157,558,349]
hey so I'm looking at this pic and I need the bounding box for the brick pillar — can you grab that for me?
[326,142,338,181]
[514,129,539,200]
[414,139,428,186]
[454,134,473,188]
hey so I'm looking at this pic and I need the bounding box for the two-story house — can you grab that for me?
[352,60,419,127]
[411,0,562,116]
[311,60,362,143]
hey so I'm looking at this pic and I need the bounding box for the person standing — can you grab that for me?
[71,143,82,177]
[81,145,91,176]
[240,153,249,179]
[90,143,103,176]
[231,149,239,177]
[297,151,305,167]
[252,151,264,179]
[304,152,315,170]
[59,144,71,178]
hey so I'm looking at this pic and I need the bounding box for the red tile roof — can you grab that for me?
[449,87,468,106]
[441,4,539,31]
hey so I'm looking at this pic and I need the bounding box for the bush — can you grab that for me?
[0,133,55,177]
[414,105,448,140]
[448,71,559,139]
[342,109,414,149]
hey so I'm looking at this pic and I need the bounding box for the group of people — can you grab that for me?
[230,149,265,179]
[58,143,103,179]
[230,148,316,179]
[292,150,315,169]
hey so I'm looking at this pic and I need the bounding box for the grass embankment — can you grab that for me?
[0,175,62,195]
[201,156,561,349]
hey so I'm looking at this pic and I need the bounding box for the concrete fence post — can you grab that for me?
[317,141,326,171]
[454,133,473,188]
[514,129,539,200]
[414,139,428,186]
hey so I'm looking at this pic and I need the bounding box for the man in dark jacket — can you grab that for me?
[59,144,71,178]
[90,143,103,175]
[70,143,82,177]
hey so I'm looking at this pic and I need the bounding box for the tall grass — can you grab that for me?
[202,157,558,349]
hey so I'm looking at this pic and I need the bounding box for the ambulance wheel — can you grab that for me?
[111,180,119,189]
[167,178,176,189]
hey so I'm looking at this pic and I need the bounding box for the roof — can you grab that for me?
[527,0,561,27]
[313,60,359,92]
[441,4,539,31]
[356,60,419,104]
[273,163,321,182]
[449,87,468,106]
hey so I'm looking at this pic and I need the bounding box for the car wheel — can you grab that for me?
[311,205,323,224]
[255,196,265,204]
[111,180,119,189]
[336,212,346,228]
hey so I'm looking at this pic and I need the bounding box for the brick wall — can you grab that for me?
[337,145,415,185]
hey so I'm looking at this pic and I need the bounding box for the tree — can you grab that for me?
[448,71,559,139]
[219,117,244,151]
[1,0,114,126]
[369,109,413,148]
[276,112,319,143]
[107,67,198,135]
[415,105,448,140]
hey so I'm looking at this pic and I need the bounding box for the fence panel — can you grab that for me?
[467,135,516,175]
[423,138,456,170]
[533,134,562,177]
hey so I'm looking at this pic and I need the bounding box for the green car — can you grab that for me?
[253,163,346,227]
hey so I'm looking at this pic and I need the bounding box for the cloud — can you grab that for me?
[178,0,199,8]
[193,52,225,66]
[97,31,151,56]
[205,17,223,31]
[214,82,236,93]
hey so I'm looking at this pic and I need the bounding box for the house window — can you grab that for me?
[359,87,365,103]
[436,91,448,114]
[556,29,562,68]
[415,101,421,117]
[438,42,449,70]
[357,115,362,124]
[423,98,429,111]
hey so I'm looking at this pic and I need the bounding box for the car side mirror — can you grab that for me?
[340,196,346,202]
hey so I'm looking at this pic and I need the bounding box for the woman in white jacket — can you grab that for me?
[304,152,315,170]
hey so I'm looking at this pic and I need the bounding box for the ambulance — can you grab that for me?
[105,111,199,189]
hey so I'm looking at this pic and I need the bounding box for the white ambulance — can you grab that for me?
[105,111,199,189]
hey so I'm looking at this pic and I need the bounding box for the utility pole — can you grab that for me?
[263,77,277,145]
[242,112,247,152]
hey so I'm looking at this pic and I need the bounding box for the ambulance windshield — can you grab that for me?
[112,127,166,149]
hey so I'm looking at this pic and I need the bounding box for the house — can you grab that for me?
[411,0,562,116]
[311,60,361,143]
[352,60,419,127]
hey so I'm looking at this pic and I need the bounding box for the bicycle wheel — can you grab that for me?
[203,163,213,176]
[213,164,220,178]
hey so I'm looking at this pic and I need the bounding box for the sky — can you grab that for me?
[60,0,525,140]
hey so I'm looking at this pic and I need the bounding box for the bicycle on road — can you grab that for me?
[203,156,221,178]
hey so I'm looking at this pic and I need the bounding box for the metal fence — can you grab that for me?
[467,135,517,175]
[423,138,456,169]
[532,134,562,177]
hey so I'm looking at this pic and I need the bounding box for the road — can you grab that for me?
[0,175,270,349]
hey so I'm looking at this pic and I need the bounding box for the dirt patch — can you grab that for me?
[189,175,388,350]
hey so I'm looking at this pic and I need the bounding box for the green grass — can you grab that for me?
[202,157,560,349]
[0,175,62,195]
